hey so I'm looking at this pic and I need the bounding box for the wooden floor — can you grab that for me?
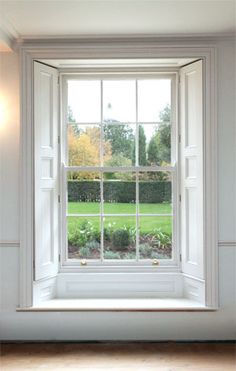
[0,342,235,370]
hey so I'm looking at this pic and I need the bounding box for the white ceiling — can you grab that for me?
[0,0,235,41]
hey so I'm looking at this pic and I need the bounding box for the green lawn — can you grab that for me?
[68,202,172,235]
[68,202,172,215]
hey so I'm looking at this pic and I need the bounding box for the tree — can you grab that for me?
[147,136,159,165]
[86,126,112,165]
[68,126,112,179]
[105,153,132,168]
[68,130,98,180]
[147,104,171,166]
[68,106,81,136]
[138,125,147,165]
[68,128,97,165]
[103,122,134,161]
[159,104,171,122]
[132,125,147,165]
[68,105,76,123]
[104,154,133,180]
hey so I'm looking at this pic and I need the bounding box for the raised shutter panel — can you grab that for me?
[180,60,204,279]
[34,62,59,281]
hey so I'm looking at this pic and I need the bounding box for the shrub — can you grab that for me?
[104,251,121,259]
[139,243,152,258]
[151,252,166,259]
[152,228,172,248]
[140,229,171,249]
[111,229,130,249]
[124,252,136,259]
[85,240,100,250]
[79,246,91,258]
[104,222,116,242]
[68,219,99,247]
[123,225,136,243]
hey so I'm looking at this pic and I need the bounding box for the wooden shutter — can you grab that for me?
[34,62,59,281]
[180,60,204,280]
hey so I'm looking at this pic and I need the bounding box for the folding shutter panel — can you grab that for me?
[180,60,204,279]
[34,62,59,281]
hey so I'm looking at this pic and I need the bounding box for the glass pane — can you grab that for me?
[67,124,101,166]
[103,80,136,122]
[104,217,136,260]
[103,172,136,214]
[67,172,101,214]
[67,217,101,260]
[139,172,172,214]
[139,216,172,259]
[139,123,171,166]
[103,124,135,166]
[138,79,171,122]
[67,80,101,123]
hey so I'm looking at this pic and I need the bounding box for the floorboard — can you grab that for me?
[0,342,235,370]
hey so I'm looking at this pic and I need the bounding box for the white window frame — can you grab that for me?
[19,39,218,309]
[60,72,178,269]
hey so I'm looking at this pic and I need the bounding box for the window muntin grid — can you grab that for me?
[62,74,177,266]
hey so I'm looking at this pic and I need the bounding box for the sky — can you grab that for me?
[68,79,171,140]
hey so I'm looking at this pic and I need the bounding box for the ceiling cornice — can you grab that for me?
[0,27,14,51]
[13,33,235,52]
[16,32,236,43]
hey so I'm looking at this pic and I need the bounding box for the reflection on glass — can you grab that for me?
[67,125,101,166]
[138,79,171,122]
[104,217,136,260]
[139,216,172,259]
[103,80,136,122]
[68,80,101,123]
[103,124,135,166]
[139,123,171,166]
[103,172,136,214]
[67,217,101,260]
[67,172,101,214]
[139,172,172,214]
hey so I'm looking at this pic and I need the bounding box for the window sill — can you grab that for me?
[17,298,216,312]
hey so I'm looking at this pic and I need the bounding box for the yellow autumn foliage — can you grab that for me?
[68,126,111,179]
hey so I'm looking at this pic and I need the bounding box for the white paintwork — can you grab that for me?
[34,62,59,280]
[0,37,235,340]
[180,61,204,279]
[41,58,197,68]
[33,277,57,306]
[18,298,206,311]
[183,275,205,304]
[56,272,183,299]
[61,72,177,268]
[0,245,235,340]
[218,39,236,242]
[0,1,235,38]
[19,40,217,308]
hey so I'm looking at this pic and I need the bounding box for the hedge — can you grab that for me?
[68,180,171,203]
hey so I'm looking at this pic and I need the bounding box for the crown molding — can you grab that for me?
[15,32,236,46]
[0,27,14,51]
[0,15,20,40]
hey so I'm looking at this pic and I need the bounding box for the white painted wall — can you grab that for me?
[0,40,235,340]
[0,52,19,243]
